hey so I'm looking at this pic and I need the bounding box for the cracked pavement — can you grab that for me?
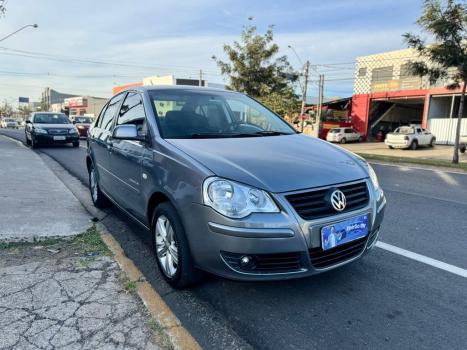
[0,245,162,350]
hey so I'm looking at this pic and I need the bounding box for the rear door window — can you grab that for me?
[117,92,147,136]
[101,94,124,131]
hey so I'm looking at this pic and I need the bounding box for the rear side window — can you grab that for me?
[101,94,124,131]
[95,102,109,128]
[117,92,147,135]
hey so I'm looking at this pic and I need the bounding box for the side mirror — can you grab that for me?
[112,124,145,141]
[72,120,76,124]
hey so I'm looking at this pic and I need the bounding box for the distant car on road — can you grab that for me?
[86,86,385,288]
[326,127,362,144]
[460,135,467,154]
[385,125,435,150]
[72,116,93,137]
[0,118,18,129]
[25,112,80,148]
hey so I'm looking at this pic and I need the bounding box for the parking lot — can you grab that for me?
[1,127,466,349]
[342,141,467,163]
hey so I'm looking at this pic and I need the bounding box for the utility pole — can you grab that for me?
[199,69,203,87]
[314,74,324,138]
[300,61,310,132]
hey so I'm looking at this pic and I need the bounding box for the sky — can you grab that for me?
[0,0,425,105]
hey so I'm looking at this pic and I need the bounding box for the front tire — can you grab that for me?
[88,162,109,208]
[72,141,79,148]
[460,145,466,154]
[30,136,38,149]
[429,138,436,148]
[410,140,418,150]
[152,202,202,288]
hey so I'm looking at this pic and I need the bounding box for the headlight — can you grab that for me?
[203,177,279,218]
[34,128,48,134]
[368,164,380,191]
[69,128,78,134]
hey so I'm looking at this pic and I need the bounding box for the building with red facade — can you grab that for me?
[350,49,467,144]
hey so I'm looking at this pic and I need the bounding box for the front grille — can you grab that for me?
[48,129,68,135]
[286,181,369,220]
[309,237,367,268]
[221,251,303,273]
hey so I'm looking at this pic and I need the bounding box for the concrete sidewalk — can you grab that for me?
[0,136,91,241]
[340,141,467,163]
[0,135,171,349]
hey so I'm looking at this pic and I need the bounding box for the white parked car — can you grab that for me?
[0,118,18,129]
[460,135,467,154]
[385,125,435,150]
[326,127,362,144]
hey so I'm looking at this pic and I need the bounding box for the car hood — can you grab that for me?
[34,124,75,129]
[167,134,369,193]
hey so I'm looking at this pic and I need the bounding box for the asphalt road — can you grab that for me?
[2,128,467,350]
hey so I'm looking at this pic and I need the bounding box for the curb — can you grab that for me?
[3,134,203,350]
[98,223,202,350]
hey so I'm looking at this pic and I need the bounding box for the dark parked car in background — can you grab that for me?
[72,116,93,137]
[25,112,80,148]
[86,86,386,288]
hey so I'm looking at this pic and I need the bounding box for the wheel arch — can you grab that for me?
[147,192,172,228]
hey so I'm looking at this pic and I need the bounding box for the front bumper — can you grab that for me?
[33,134,79,144]
[184,180,386,281]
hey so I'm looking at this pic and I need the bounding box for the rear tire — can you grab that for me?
[358,136,363,143]
[151,202,203,289]
[88,161,109,208]
[460,145,466,154]
[410,140,418,150]
[340,138,347,144]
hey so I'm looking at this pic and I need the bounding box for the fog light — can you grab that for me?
[239,255,256,270]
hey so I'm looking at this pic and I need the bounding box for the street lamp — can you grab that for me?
[0,24,38,43]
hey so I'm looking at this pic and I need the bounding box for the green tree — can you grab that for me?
[213,18,300,116]
[404,0,467,163]
[0,100,13,116]
[0,0,6,17]
[18,105,32,118]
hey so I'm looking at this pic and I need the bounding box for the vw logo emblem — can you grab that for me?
[330,189,346,211]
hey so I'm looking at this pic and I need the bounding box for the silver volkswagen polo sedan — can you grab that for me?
[86,86,386,288]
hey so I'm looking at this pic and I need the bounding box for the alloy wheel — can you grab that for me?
[155,215,179,277]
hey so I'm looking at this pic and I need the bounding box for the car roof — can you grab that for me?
[124,85,233,94]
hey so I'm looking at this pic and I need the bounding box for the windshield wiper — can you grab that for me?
[252,131,293,136]
[189,132,261,139]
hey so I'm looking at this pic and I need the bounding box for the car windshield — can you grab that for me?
[148,89,296,139]
[395,127,414,135]
[74,117,92,123]
[34,113,70,124]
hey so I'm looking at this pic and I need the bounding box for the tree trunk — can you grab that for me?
[452,82,466,164]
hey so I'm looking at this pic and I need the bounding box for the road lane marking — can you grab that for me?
[434,170,459,186]
[384,188,467,206]
[370,161,467,175]
[376,241,467,279]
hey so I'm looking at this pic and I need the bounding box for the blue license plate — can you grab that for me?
[321,215,369,251]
